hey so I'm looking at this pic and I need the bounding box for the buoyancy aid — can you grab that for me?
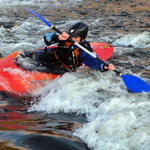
[55,41,82,71]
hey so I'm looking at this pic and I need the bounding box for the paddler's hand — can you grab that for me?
[104,63,116,71]
[58,31,70,41]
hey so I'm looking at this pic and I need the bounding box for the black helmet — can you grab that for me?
[68,22,88,40]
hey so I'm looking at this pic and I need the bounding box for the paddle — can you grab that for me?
[25,8,150,93]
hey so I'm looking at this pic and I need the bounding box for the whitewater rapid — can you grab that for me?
[28,67,150,150]
[0,0,150,150]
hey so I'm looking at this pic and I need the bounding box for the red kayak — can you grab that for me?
[0,42,113,97]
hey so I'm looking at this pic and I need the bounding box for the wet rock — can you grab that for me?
[117,12,131,17]
[144,11,150,18]
[0,22,15,28]
[126,50,150,59]
[79,11,88,15]
[141,70,150,82]
[110,24,123,29]
[139,23,150,28]
[0,53,3,58]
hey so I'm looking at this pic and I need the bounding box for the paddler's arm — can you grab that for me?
[78,42,115,71]
[44,32,69,46]
[44,32,59,46]
[79,51,115,71]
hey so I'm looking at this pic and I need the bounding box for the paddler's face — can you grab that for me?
[72,36,81,43]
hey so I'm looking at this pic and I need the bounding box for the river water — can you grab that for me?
[0,0,150,150]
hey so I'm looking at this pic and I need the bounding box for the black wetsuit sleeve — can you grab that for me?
[81,41,94,52]
[43,33,59,46]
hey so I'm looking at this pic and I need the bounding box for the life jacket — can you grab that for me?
[54,41,82,71]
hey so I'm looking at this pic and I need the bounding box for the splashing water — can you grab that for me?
[113,31,150,48]
[29,68,150,150]
[1,0,150,149]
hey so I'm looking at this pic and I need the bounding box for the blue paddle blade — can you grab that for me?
[25,8,52,28]
[121,74,150,93]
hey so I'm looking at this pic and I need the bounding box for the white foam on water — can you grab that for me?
[0,0,83,56]
[0,0,82,8]
[113,31,150,48]
[0,19,49,56]
[0,15,81,56]
[0,0,55,6]
[28,67,150,150]
[74,94,150,150]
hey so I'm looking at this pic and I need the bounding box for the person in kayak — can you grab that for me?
[43,22,115,71]
[15,22,115,74]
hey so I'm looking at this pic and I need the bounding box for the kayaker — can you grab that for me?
[15,22,115,74]
[43,22,115,72]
